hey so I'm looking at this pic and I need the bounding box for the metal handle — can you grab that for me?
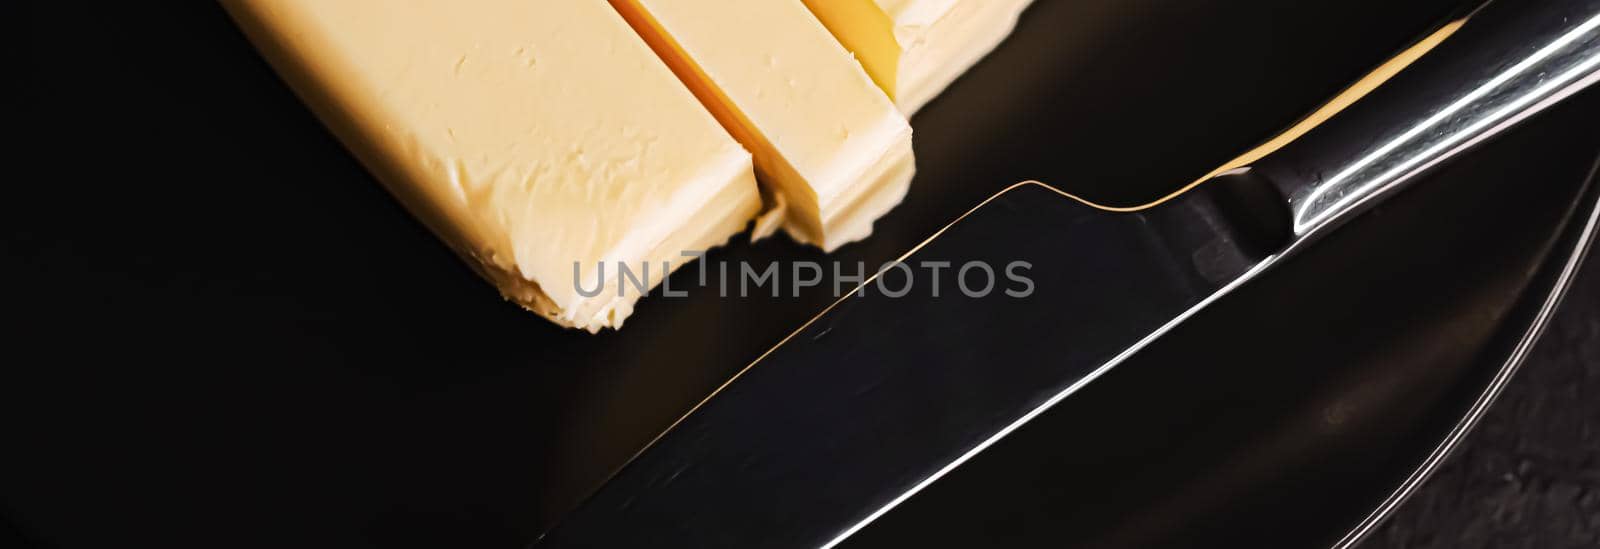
[1254,0,1600,241]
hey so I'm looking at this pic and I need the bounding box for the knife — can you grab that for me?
[537,0,1600,546]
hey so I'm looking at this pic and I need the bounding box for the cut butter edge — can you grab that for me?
[612,0,916,252]
[803,0,1035,114]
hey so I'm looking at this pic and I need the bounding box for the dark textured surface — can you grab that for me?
[1367,268,1600,548]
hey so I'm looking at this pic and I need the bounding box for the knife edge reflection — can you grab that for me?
[538,178,1289,548]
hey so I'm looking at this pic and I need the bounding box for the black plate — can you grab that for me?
[10,0,1595,547]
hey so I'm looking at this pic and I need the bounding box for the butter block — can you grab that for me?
[802,0,1034,113]
[612,0,916,251]
[221,0,762,331]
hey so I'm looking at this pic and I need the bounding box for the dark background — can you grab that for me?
[12,0,1597,547]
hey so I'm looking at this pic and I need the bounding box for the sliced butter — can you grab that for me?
[221,0,762,331]
[612,0,916,252]
[802,0,1034,113]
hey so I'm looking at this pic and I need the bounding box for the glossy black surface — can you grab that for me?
[16,0,1593,548]
[540,180,1273,547]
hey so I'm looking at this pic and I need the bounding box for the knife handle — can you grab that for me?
[1251,0,1600,243]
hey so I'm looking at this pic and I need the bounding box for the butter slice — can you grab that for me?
[221,0,761,331]
[612,0,916,251]
[802,0,1034,113]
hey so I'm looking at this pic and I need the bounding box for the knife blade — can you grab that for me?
[538,0,1600,546]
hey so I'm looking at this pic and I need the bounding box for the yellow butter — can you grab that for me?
[613,0,916,251]
[221,0,761,331]
[803,0,1035,113]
